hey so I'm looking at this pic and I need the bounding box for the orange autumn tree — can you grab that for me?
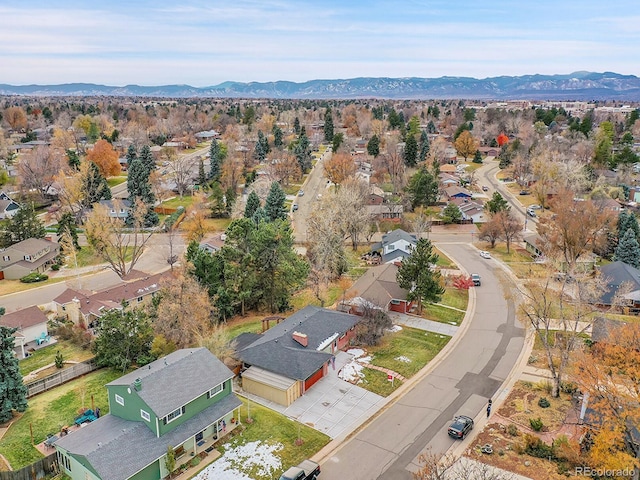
[496,132,509,147]
[573,322,640,471]
[87,139,120,177]
[323,152,357,188]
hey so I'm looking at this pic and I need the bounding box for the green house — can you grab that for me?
[54,348,242,480]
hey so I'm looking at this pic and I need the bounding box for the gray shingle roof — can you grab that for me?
[55,394,241,480]
[380,229,416,247]
[238,306,360,380]
[346,263,408,306]
[598,261,640,305]
[107,348,234,418]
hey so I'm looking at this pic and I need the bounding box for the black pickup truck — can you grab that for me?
[279,459,321,480]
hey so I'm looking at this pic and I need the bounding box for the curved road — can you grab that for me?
[320,240,525,479]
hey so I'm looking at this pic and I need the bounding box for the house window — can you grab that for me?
[208,384,223,398]
[110,209,116,214]
[137,296,143,302]
[115,394,124,406]
[165,406,184,424]
[58,451,71,472]
[2,255,9,261]
[140,409,150,422]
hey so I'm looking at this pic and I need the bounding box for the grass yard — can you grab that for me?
[290,285,343,311]
[226,315,264,338]
[361,326,451,396]
[201,218,232,232]
[440,288,468,311]
[423,303,465,325]
[434,248,455,268]
[106,176,127,187]
[162,195,196,210]
[19,340,94,376]
[0,369,121,469]
[0,276,67,296]
[233,399,330,480]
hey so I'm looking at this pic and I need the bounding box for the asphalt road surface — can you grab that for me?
[320,242,525,479]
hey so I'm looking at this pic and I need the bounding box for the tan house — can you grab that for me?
[0,238,60,280]
[0,305,49,358]
[53,272,167,327]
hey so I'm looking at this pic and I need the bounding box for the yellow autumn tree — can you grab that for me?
[453,130,478,161]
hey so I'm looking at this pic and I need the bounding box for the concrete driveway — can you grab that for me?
[239,351,385,440]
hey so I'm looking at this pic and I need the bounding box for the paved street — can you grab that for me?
[318,242,525,479]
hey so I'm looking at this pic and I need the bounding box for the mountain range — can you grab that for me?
[1,72,640,100]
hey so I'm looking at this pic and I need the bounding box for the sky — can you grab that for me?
[1,0,639,86]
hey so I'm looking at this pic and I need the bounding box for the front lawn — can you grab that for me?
[0,369,120,469]
[234,399,330,479]
[423,303,465,325]
[19,340,94,376]
[106,176,127,187]
[358,326,451,396]
[162,195,196,210]
[440,288,468,311]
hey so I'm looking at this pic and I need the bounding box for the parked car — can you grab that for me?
[298,190,305,196]
[530,204,542,210]
[482,185,489,192]
[448,415,474,439]
[292,204,299,212]
[526,208,536,217]
[279,459,321,480]
[519,190,530,195]
[479,250,491,259]
[471,274,481,286]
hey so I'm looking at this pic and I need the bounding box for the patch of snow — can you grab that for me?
[395,355,411,363]
[338,360,366,383]
[387,325,403,332]
[192,441,283,480]
[346,348,366,358]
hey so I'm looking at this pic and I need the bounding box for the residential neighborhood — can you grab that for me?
[0,92,639,480]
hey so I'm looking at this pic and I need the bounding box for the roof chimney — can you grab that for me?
[133,378,142,391]
[292,331,308,347]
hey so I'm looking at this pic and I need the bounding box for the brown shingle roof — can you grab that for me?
[0,305,48,330]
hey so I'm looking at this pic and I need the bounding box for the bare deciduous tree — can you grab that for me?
[84,199,154,278]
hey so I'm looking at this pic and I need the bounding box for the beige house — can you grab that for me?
[53,272,167,327]
[0,238,60,280]
[1,305,49,358]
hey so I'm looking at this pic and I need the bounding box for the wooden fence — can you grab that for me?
[0,453,58,480]
[25,359,98,398]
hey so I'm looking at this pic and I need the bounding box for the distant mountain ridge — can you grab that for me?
[1,72,640,100]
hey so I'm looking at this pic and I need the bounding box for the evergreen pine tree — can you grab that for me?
[209,183,228,218]
[56,212,81,251]
[264,182,288,222]
[419,130,430,162]
[244,191,261,219]
[272,125,284,149]
[125,144,138,168]
[406,166,439,209]
[251,207,268,224]
[403,134,418,167]
[396,238,445,314]
[66,149,81,170]
[1,203,46,247]
[324,108,334,142]
[254,131,269,162]
[198,158,206,187]
[0,326,28,423]
[293,117,301,135]
[614,228,640,268]
[139,145,156,177]
[367,135,380,157]
[126,157,158,227]
[473,149,483,163]
[294,131,312,173]
[442,202,463,224]
[83,161,112,208]
[209,139,221,181]
[617,211,640,242]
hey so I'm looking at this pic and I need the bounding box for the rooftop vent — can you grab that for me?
[133,378,142,391]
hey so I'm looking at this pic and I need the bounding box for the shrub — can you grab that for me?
[163,206,186,231]
[20,272,48,283]
[55,350,64,369]
[190,456,201,467]
[538,397,551,408]
[535,379,553,394]
[521,433,554,458]
[560,382,578,394]
[51,264,61,271]
[529,417,544,431]
[507,423,519,436]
